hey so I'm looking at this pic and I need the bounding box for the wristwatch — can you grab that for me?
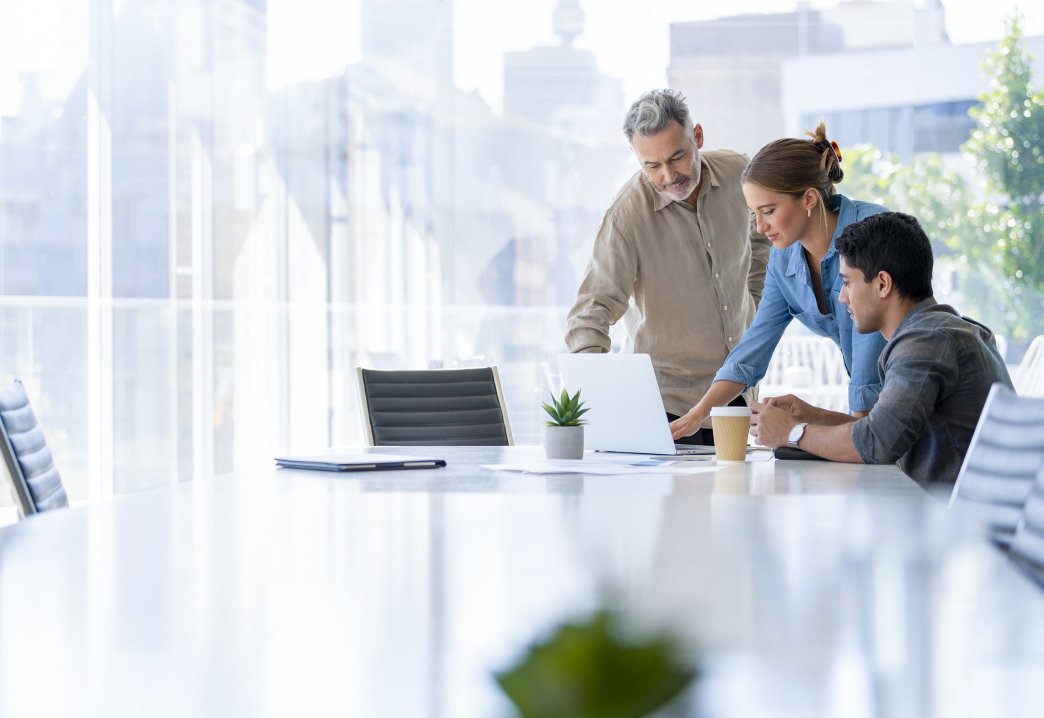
[788,422,808,449]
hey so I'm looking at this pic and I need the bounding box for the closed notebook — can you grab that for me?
[772,447,829,461]
[275,453,446,472]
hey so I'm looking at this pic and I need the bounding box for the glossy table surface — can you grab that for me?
[2,447,1042,717]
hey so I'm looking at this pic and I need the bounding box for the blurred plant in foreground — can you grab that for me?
[495,607,699,718]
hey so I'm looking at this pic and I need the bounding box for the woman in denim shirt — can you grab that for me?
[670,122,888,440]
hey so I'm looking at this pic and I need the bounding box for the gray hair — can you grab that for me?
[622,89,694,144]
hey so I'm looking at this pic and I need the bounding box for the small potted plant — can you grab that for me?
[542,388,589,460]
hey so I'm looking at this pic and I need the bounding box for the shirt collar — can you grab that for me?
[895,296,939,334]
[830,194,856,244]
[783,243,806,278]
[649,155,718,212]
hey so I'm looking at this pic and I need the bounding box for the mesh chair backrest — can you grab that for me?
[1008,466,1044,584]
[0,380,69,516]
[356,367,513,446]
[950,383,1044,545]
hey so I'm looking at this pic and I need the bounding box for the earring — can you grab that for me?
[807,207,812,218]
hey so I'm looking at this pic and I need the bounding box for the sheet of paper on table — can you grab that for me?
[482,456,720,475]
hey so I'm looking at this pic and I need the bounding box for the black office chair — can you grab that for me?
[949,383,1044,546]
[355,367,514,446]
[0,379,69,517]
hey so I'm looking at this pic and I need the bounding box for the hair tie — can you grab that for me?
[829,140,843,164]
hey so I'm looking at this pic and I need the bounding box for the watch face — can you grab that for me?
[789,423,806,444]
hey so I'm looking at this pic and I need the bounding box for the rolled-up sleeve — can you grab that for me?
[851,331,954,464]
[565,211,637,353]
[714,260,792,389]
[746,211,771,306]
[847,328,887,412]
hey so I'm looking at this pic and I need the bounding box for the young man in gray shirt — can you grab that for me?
[750,212,1013,486]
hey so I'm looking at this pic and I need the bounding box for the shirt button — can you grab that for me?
[723,305,728,311]
[706,242,712,248]
[714,272,719,278]
[728,337,733,342]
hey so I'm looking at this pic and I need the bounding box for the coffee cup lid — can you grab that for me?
[710,406,752,417]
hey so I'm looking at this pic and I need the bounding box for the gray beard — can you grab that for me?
[659,176,697,202]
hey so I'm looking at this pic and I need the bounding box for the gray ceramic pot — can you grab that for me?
[544,425,584,460]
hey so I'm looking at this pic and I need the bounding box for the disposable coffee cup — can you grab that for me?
[710,406,752,462]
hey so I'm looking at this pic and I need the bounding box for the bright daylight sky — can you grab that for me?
[1,0,1042,116]
[453,0,1044,112]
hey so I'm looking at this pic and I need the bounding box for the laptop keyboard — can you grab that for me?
[673,444,716,455]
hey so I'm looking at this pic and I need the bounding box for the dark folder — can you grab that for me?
[275,453,446,472]
[772,446,830,461]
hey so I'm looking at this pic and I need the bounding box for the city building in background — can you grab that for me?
[669,0,1044,160]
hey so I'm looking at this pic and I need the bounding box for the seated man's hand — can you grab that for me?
[764,393,815,422]
[670,406,707,440]
[750,401,799,448]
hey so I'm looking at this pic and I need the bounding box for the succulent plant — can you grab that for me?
[542,388,590,427]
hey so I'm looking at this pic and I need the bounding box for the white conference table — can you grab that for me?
[1,446,1042,717]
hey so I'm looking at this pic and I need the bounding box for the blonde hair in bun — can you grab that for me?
[742,121,845,230]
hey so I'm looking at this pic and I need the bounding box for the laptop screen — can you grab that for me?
[557,353,678,455]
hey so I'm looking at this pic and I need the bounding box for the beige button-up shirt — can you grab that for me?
[565,149,771,417]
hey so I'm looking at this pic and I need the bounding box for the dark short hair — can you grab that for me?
[836,212,934,301]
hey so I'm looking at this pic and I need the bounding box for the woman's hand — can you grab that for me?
[670,405,708,440]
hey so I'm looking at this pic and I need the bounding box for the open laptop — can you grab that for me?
[557,353,716,457]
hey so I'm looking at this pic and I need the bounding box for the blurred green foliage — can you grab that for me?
[495,608,697,718]
[841,13,1044,347]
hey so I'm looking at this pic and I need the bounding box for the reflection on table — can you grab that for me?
[0,446,1041,717]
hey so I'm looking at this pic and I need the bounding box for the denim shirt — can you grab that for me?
[713,194,888,412]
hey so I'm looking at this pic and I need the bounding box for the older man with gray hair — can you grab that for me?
[565,89,770,444]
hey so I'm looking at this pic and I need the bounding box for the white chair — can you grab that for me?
[1008,464,1044,584]
[994,334,1008,363]
[761,335,824,404]
[949,383,1044,546]
[811,337,850,413]
[0,379,69,518]
[761,334,850,413]
[1013,335,1044,397]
